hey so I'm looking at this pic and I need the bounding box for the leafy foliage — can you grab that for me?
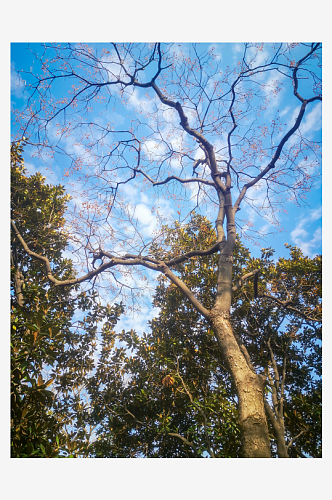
[11,141,76,456]
[11,143,124,457]
[231,243,322,457]
[86,214,321,458]
[11,42,322,458]
[10,145,321,457]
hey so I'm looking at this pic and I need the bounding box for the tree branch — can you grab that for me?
[148,81,226,195]
[234,101,308,212]
[232,269,259,292]
[233,44,322,213]
[12,218,210,319]
[174,358,215,457]
[264,397,288,458]
[266,338,280,396]
[165,242,220,267]
[133,168,214,187]
[260,293,321,322]
[167,433,200,456]
[286,429,308,452]
[10,249,25,307]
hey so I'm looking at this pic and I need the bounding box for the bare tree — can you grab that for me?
[11,42,322,457]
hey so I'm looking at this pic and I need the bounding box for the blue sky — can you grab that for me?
[4,0,329,490]
[10,42,322,333]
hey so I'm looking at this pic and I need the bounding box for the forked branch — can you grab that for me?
[232,269,259,292]
[11,219,211,319]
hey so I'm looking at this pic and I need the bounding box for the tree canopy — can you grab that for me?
[11,142,124,457]
[84,214,321,458]
[11,42,322,458]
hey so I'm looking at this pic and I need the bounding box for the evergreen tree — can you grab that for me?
[88,215,321,458]
[11,142,124,457]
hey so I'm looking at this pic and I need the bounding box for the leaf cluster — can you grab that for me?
[90,214,321,458]
[11,143,125,458]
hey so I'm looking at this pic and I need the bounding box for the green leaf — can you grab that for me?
[25,323,39,332]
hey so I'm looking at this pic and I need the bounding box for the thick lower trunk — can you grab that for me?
[211,308,271,458]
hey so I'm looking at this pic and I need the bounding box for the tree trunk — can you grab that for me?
[264,399,289,457]
[211,246,271,458]
[210,308,271,457]
[274,427,288,458]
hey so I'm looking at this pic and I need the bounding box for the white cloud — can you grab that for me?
[286,102,321,141]
[243,181,269,216]
[262,73,286,114]
[114,306,161,336]
[121,183,175,239]
[170,156,182,170]
[280,106,291,118]
[11,65,26,99]
[258,223,271,236]
[24,161,60,185]
[308,206,322,222]
[43,120,87,160]
[142,139,167,160]
[208,44,222,62]
[246,45,270,68]
[126,88,154,115]
[135,203,157,233]
[290,207,322,257]
[103,109,126,126]
[170,43,190,61]
[121,181,140,202]
[299,103,322,137]
[133,196,175,237]
[232,43,243,55]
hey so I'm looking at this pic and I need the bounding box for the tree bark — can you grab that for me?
[11,250,24,307]
[211,309,271,457]
[210,247,271,458]
[264,401,288,457]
